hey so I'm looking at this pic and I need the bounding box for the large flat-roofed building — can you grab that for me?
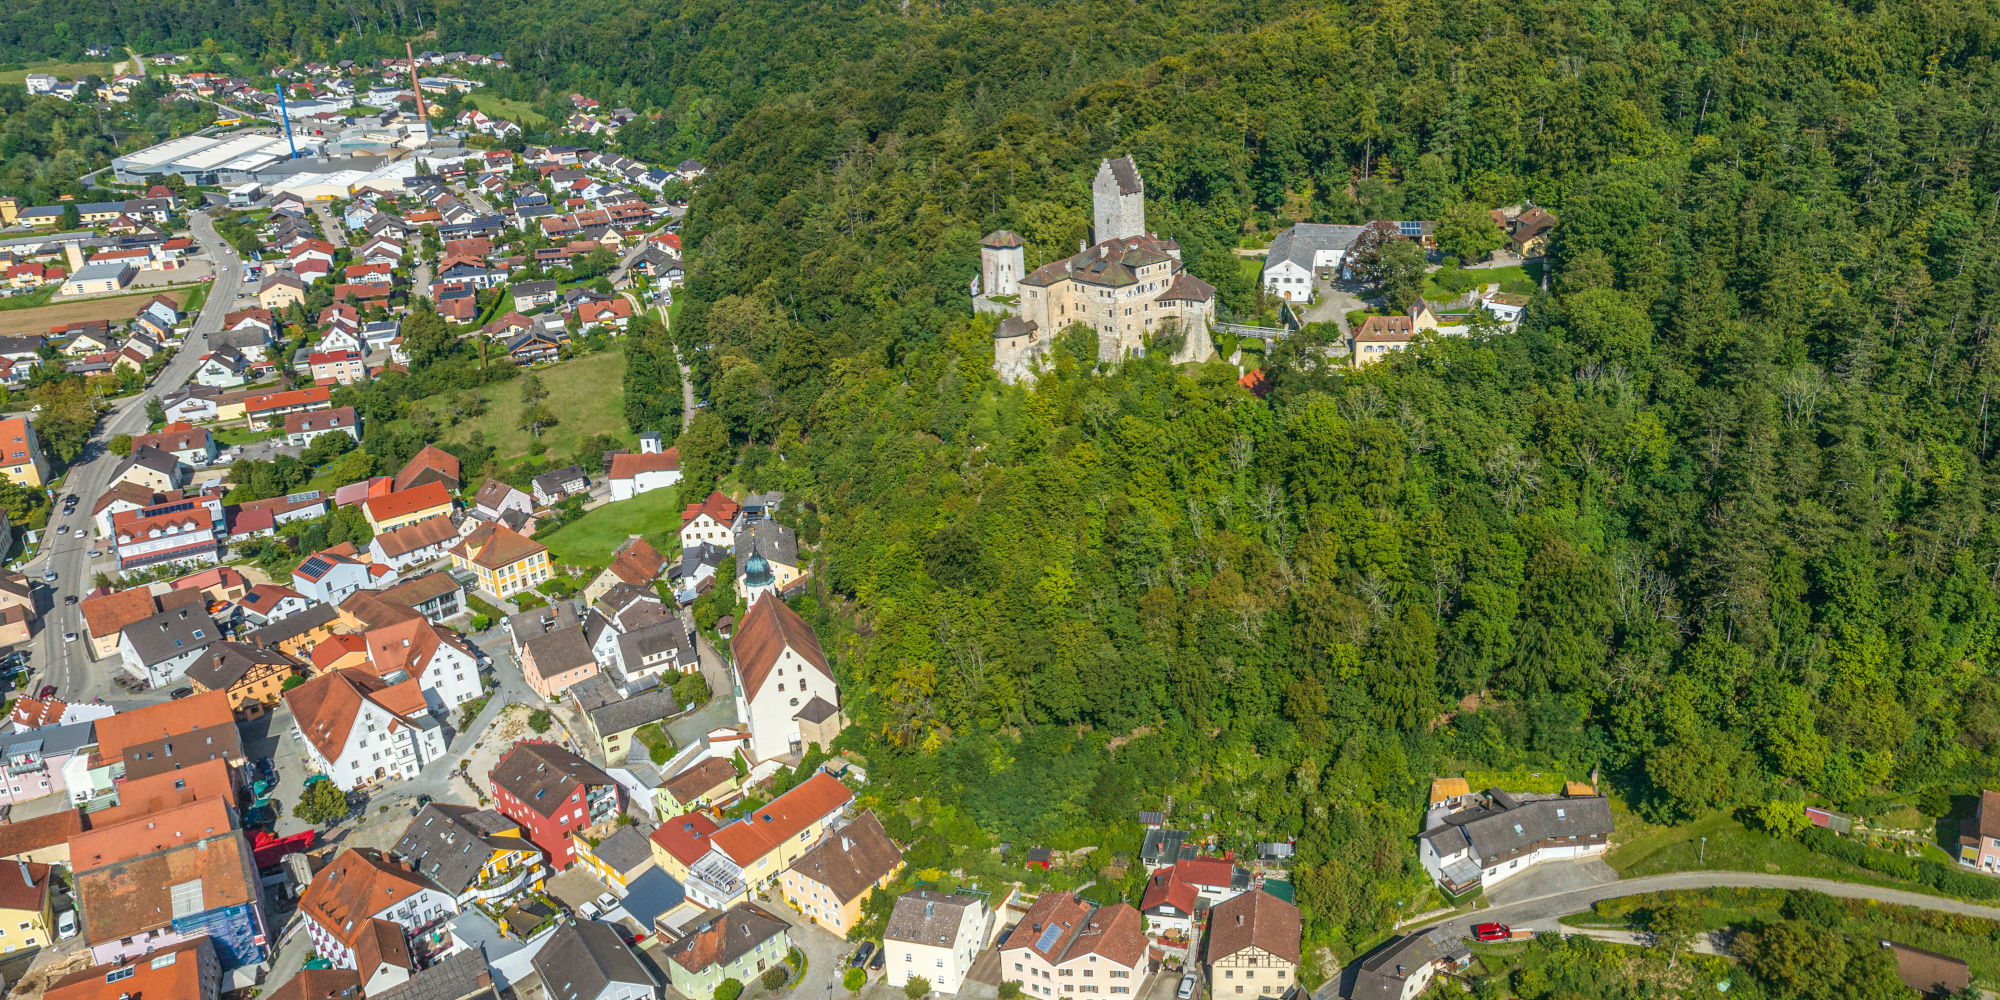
[111,131,328,185]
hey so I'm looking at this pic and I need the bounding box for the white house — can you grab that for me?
[1259,223,1367,301]
[363,618,485,717]
[607,447,681,501]
[294,546,394,604]
[1416,788,1613,895]
[195,347,250,388]
[885,890,993,995]
[297,847,460,972]
[730,594,841,762]
[117,607,222,688]
[369,516,460,570]
[679,492,740,551]
[998,892,1148,1000]
[286,668,449,792]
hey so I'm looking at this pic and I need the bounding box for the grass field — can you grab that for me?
[537,486,682,568]
[399,347,633,465]
[463,92,548,127]
[0,287,56,312]
[0,60,119,86]
[1609,808,1957,892]
[0,287,188,334]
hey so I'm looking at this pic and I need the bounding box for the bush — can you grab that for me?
[1797,826,2000,900]
[762,967,789,990]
[528,709,553,733]
[904,976,932,1000]
[1000,982,1023,1000]
[844,969,868,991]
[715,978,743,1000]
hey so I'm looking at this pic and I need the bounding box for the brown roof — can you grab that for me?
[1886,941,1971,997]
[355,916,415,975]
[1979,790,2000,839]
[451,522,546,570]
[88,758,235,828]
[265,968,364,1000]
[339,589,423,629]
[1005,891,1092,961]
[662,756,739,805]
[73,830,258,943]
[681,491,740,528]
[662,902,792,975]
[1206,889,1301,964]
[48,935,218,1000]
[472,477,522,509]
[71,798,236,872]
[607,536,666,586]
[709,772,853,866]
[374,515,460,558]
[0,810,82,860]
[785,811,902,904]
[121,720,244,783]
[394,444,461,493]
[0,860,50,913]
[490,741,615,819]
[92,689,233,766]
[731,594,832,701]
[300,848,444,948]
[79,586,160,639]
[91,482,161,516]
[286,668,417,761]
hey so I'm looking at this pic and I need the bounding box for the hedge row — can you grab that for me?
[1797,826,2000,901]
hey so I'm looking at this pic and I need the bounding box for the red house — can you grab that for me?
[488,741,620,869]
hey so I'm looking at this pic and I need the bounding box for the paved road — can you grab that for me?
[25,210,244,702]
[312,203,348,249]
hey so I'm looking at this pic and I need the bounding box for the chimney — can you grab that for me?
[18,861,30,886]
[841,836,852,853]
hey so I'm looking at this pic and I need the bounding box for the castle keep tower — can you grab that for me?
[978,230,1026,297]
[1093,156,1146,244]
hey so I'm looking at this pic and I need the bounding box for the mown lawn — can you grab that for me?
[537,486,682,568]
[463,92,548,127]
[0,60,118,85]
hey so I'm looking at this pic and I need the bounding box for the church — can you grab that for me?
[981,156,1216,382]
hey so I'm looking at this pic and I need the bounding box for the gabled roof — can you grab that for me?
[709,771,853,866]
[490,741,615,818]
[785,810,902,904]
[300,848,448,948]
[394,444,461,493]
[363,481,454,523]
[393,803,530,895]
[649,811,722,867]
[681,490,739,528]
[605,536,666,587]
[607,448,679,480]
[285,668,423,762]
[533,919,656,998]
[731,594,832,702]
[92,689,232,764]
[660,902,790,975]
[373,515,460,558]
[1206,888,1301,964]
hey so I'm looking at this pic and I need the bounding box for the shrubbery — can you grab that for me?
[1796,827,2000,900]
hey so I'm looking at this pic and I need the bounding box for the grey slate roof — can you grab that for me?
[571,674,678,738]
[616,622,690,673]
[394,803,530,895]
[247,602,340,647]
[1352,931,1469,1000]
[660,903,790,975]
[114,444,185,481]
[371,946,499,1000]
[735,519,798,569]
[532,920,656,1000]
[590,825,655,877]
[1104,156,1143,196]
[523,628,595,683]
[122,607,220,666]
[1265,222,1366,273]
[886,889,980,947]
[1417,790,1614,869]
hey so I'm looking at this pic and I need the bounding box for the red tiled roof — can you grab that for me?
[650,811,722,866]
[681,491,740,529]
[363,481,453,523]
[608,448,678,480]
[731,594,832,702]
[709,772,852,866]
[394,444,461,493]
[70,798,236,872]
[299,848,440,949]
[92,691,233,766]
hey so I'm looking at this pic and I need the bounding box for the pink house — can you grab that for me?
[1961,790,2000,872]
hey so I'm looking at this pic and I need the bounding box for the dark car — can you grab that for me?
[870,947,884,971]
[170,687,193,700]
[62,595,76,606]
[850,942,875,969]
[37,685,55,699]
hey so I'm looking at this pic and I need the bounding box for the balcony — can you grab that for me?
[466,861,543,904]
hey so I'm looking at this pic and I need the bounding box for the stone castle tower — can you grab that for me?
[1093,156,1145,244]
[978,229,1026,297]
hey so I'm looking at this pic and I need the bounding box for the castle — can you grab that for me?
[981,156,1216,382]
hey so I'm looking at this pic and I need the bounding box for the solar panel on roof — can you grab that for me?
[1035,923,1063,952]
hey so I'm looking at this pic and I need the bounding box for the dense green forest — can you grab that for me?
[18,0,2000,975]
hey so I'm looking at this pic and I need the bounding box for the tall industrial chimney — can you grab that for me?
[406,42,430,134]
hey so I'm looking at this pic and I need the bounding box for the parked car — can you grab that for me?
[850,942,876,969]
[870,948,884,971]
[63,595,75,606]
[171,687,193,699]
[55,524,67,535]
[56,909,77,939]
[579,901,600,920]
[42,570,55,582]
[1178,974,1197,1000]
[1473,923,1511,942]
[596,892,618,910]
[37,684,55,699]
[62,631,76,643]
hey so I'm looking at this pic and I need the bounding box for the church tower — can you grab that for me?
[1092,156,1146,244]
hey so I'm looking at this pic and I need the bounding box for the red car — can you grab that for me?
[1472,923,1511,942]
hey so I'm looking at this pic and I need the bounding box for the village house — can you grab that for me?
[732,594,845,762]
[659,903,792,1000]
[449,522,551,598]
[777,810,904,936]
[391,803,545,905]
[1417,786,1614,895]
[297,847,456,976]
[489,741,620,869]
[885,890,996,995]
[286,668,448,791]
[1204,890,1302,999]
[651,771,854,909]
[1000,891,1150,999]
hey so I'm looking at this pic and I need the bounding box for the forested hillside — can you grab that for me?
[17,0,2000,963]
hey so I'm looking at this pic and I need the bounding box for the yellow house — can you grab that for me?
[257,274,306,310]
[0,861,55,954]
[361,481,455,534]
[570,826,656,894]
[1205,889,1302,998]
[448,523,551,598]
[777,811,902,937]
[0,417,49,488]
[649,772,854,903]
[395,803,548,905]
